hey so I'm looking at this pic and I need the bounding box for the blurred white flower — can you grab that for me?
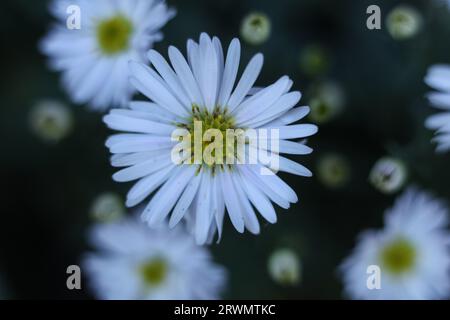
[83,215,226,300]
[299,44,330,77]
[369,157,407,194]
[317,153,350,189]
[240,12,271,45]
[308,81,345,124]
[386,5,422,40]
[268,249,301,286]
[90,192,125,223]
[40,0,175,111]
[340,187,450,300]
[29,99,73,143]
[424,65,450,152]
[103,33,317,244]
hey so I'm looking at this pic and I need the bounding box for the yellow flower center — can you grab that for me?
[177,105,241,171]
[380,237,416,275]
[97,15,133,55]
[139,258,168,287]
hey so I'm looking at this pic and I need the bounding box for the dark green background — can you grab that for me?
[1,0,449,299]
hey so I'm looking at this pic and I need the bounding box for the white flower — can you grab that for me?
[240,12,271,45]
[317,153,350,189]
[386,5,422,40]
[340,188,450,300]
[90,192,125,223]
[29,99,73,143]
[424,65,450,152]
[308,81,345,124]
[40,0,175,111]
[369,157,408,194]
[83,215,226,300]
[103,33,317,244]
[268,249,301,286]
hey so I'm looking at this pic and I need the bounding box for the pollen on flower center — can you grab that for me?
[380,237,416,275]
[139,258,168,287]
[97,15,133,55]
[177,105,239,169]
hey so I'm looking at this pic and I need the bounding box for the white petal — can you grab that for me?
[425,64,450,92]
[129,61,189,117]
[126,165,175,207]
[144,166,197,226]
[265,124,318,140]
[169,170,203,228]
[195,173,215,244]
[218,38,241,107]
[220,171,245,233]
[103,113,175,135]
[227,53,263,112]
[238,91,301,127]
[234,76,291,122]
[147,49,191,108]
[231,173,260,234]
[238,169,277,223]
[113,154,172,182]
[168,46,204,106]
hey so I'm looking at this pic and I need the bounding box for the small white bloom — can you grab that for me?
[340,187,450,300]
[240,12,271,45]
[424,65,450,152]
[317,153,350,189]
[29,99,73,142]
[369,157,408,194]
[308,81,345,124]
[103,33,317,244]
[386,5,422,40]
[90,192,125,223]
[83,215,226,300]
[40,0,175,111]
[268,249,301,286]
[299,44,329,77]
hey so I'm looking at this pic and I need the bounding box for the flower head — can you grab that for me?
[299,44,330,77]
[83,215,226,300]
[103,33,317,244]
[340,188,450,300]
[268,248,301,286]
[240,12,271,45]
[90,192,125,223]
[317,153,350,189]
[369,157,408,194]
[40,0,175,111]
[425,65,450,152]
[29,99,73,143]
[386,5,422,40]
[308,81,345,124]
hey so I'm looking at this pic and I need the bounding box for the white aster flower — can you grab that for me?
[40,0,175,111]
[308,81,345,124]
[90,192,125,223]
[29,99,73,143]
[268,248,301,286]
[369,157,408,194]
[386,5,422,40]
[424,64,450,152]
[340,188,450,300]
[240,12,271,45]
[83,215,226,300]
[103,33,317,244]
[317,153,350,189]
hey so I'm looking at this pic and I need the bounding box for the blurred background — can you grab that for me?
[1,0,450,299]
